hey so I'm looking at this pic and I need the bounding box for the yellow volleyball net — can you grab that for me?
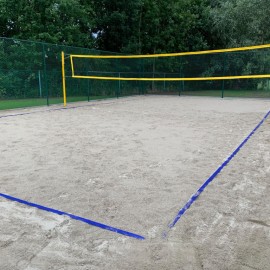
[60,44,270,103]
[68,44,270,81]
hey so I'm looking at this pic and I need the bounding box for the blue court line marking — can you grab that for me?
[0,193,145,240]
[165,110,270,234]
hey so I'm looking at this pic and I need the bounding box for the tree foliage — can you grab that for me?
[0,0,269,52]
[210,0,270,47]
[93,0,212,54]
[0,0,270,99]
[0,0,94,48]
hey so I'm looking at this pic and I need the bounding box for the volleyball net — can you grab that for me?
[59,44,270,106]
[68,44,270,81]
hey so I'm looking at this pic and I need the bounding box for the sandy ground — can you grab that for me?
[0,95,269,270]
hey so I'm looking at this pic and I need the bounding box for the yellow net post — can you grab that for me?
[61,51,67,106]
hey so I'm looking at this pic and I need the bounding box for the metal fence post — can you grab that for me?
[163,73,166,93]
[42,44,49,106]
[221,54,226,98]
[117,72,121,98]
[179,63,182,96]
[38,70,42,98]
[87,71,91,102]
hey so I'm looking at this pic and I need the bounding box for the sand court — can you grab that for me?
[0,95,269,269]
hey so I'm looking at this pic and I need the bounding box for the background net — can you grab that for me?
[1,37,270,111]
[0,37,140,110]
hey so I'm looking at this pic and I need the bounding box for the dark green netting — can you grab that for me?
[1,37,270,111]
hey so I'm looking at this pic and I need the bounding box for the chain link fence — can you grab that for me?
[1,37,270,110]
[71,45,270,99]
[0,37,141,110]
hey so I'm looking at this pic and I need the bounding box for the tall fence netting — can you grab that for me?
[0,37,270,110]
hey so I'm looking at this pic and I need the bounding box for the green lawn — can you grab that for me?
[1,91,269,111]
[0,98,48,110]
[181,90,270,98]
[0,96,114,111]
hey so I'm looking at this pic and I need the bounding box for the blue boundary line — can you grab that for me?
[0,193,145,240]
[0,96,146,240]
[165,110,270,234]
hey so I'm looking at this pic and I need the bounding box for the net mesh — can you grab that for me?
[0,37,140,110]
[0,37,270,111]
[71,48,270,79]
[70,45,270,98]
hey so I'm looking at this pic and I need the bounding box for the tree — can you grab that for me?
[0,0,95,48]
[93,0,212,54]
[92,0,143,52]
[141,0,212,53]
[210,0,270,47]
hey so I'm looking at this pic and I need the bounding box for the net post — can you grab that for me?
[61,51,67,106]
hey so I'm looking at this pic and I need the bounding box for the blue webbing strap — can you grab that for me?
[0,193,145,240]
[166,110,270,234]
